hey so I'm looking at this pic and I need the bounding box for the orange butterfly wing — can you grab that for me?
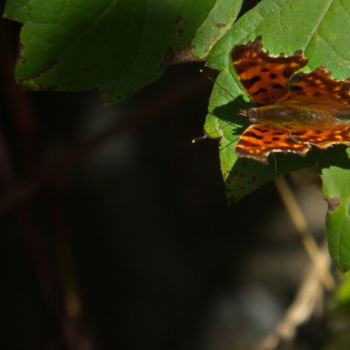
[283,66,350,149]
[235,124,310,164]
[288,66,350,108]
[231,36,308,105]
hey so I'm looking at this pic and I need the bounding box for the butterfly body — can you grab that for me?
[244,102,349,127]
[231,37,350,163]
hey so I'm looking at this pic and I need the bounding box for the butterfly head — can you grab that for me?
[239,108,258,123]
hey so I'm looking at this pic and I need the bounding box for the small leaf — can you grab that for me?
[321,157,350,271]
[191,0,243,58]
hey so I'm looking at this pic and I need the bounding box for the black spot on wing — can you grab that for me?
[292,130,307,136]
[272,83,283,89]
[241,75,262,88]
[254,127,269,133]
[252,88,267,96]
[244,131,263,139]
[283,69,294,78]
[237,139,258,147]
[290,85,303,91]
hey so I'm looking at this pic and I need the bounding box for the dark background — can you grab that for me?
[2,5,335,350]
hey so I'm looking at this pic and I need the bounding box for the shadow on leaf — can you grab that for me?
[225,145,350,203]
[212,95,252,129]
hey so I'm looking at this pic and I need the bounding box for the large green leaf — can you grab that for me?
[321,149,350,271]
[205,0,350,201]
[3,0,243,103]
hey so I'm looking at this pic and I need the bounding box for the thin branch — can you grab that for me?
[168,50,206,65]
[0,72,210,214]
[274,175,335,291]
[0,23,37,170]
[1,21,95,349]
[255,243,331,350]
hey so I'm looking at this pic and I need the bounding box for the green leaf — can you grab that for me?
[3,0,243,103]
[191,0,243,58]
[205,0,350,201]
[321,152,350,271]
[324,273,350,350]
[333,272,350,309]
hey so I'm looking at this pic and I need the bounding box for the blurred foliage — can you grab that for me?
[3,0,350,270]
[324,272,350,350]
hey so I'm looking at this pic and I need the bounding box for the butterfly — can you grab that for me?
[231,36,350,164]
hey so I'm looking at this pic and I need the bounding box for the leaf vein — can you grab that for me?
[339,0,350,16]
[317,31,347,62]
[57,1,116,64]
[302,0,335,52]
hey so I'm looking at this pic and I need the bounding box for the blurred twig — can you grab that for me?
[168,50,206,65]
[1,21,92,350]
[274,175,335,291]
[256,243,331,350]
[257,175,336,349]
[0,22,37,172]
[0,71,210,214]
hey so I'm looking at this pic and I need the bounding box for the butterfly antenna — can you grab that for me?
[192,125,225,143]
[193,69,239,146]
[199,69,235,99]
[192,133,209,143]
